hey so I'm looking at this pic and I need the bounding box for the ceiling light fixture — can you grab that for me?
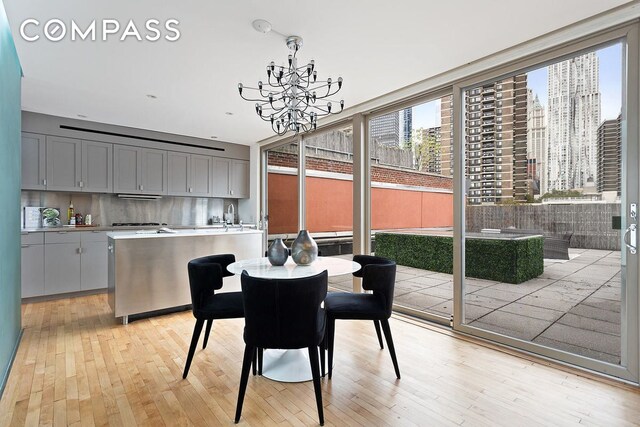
[238,35,344,135]
[77,114,87,118]
[146,94,157,99]
[225,112,234,116]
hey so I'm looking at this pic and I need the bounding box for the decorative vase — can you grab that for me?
[267,238,289,266]
[291,230,318,265]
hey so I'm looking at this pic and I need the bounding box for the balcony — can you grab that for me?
[482,103,495,110]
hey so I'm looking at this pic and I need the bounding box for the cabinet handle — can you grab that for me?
[79,181,84,188]
[189,188,193,193]
[77,247,83,254]
[58,231,68,234]
[21,244,30,248]
[92,230,101,233]
[230,190,234,195]
[43,179,47,186]
[139,184,144,191]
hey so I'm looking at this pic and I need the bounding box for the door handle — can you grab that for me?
[624,223,636,254]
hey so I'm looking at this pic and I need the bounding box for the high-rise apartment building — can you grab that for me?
[597,114,621,195]
[417,126,442,174]
[526,90,547,194]
[370,108,412,147]
[402,108,413,145]
[440,76,528,204]
[546,52,601,191]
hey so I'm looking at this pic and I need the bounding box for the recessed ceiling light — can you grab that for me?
[210,136,218,139]
[225,112,234,116]
[77,114,87,118]
[146,94,157,99]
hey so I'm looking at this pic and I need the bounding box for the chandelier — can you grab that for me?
[238,36,344,135]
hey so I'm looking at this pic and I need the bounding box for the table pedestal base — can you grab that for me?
[262,349,313,382]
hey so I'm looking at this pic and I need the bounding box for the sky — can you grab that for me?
[411,43,623,130]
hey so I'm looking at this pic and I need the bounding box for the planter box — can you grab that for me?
[375,232,543,284]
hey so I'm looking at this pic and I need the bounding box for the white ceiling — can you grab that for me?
[4,0,632,145]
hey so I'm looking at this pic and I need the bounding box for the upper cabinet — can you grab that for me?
[22,133,113,193]
[213,158,249,199]
[168,152,213,197]
[22,131,248,199]
[230,160,250,198]
[46,136,82,192]
[114,146,167,195]
[21,133,46,190]
[82,141,113,193]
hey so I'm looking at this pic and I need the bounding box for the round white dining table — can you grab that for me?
[227,256,360,382]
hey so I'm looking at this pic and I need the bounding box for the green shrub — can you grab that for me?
[376,232,543,284]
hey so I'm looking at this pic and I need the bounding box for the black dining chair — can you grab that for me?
[324,255,400,379]
[235,270,328,426]
[183,254,246,379]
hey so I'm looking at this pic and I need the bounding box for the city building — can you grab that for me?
[526,90,547,194]
[546,52,601,191]
[597,114,622,195]
[370,108,412,147]
[416,126,442,173]
[440,76,528,204]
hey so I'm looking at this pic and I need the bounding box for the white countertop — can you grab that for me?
[107,228,263,240]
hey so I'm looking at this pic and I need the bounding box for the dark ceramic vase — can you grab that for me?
[291,230,318,265]
[267,238,289,266]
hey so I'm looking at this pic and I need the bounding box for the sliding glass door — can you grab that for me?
[453,27,639,381]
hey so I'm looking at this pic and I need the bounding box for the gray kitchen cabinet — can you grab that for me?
[35,231,108,297]
[21,132,46,190]
[82,141,113,193]
[46,136,82,192]
[168,152,213,197]
[21,232,44,298]
[80,231,108,291]
[212,158,231,197]
[168,152,190,195]
[213,158,249,198]
[44,241,81,295]
[113,145,140,193]
[191,154,213,196]
[113,146,167,194]
[230,160,250,198]
[140,148,168,194]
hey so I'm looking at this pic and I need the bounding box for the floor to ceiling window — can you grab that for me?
[302,125,355,292]
[367,96,454,322]
[260,23,640,382]
[455,31,638,381]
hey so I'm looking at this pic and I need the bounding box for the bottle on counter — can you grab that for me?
[85,214,92,226]
[75,213,83,225]
[67,200,74,225]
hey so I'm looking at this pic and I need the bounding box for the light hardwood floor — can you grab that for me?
[1,293,639,426]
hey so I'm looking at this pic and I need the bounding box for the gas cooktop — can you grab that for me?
[112,222,167,227]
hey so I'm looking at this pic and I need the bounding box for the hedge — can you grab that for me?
[375,232,543,284]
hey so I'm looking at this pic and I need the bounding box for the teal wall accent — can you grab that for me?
[0,0,22,396]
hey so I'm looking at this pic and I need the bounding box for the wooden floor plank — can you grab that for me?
[1,293,639,427]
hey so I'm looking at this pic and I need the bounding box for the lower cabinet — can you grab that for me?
[80,236,108,291]
[22,231,108,298]
[21,233,45,298]
[44,241,82,295]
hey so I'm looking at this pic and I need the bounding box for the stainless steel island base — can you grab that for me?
[107,229,263,323]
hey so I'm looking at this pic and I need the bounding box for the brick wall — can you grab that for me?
[267,151,452,190]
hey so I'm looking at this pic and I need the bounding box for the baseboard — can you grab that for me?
[0,328,24,400]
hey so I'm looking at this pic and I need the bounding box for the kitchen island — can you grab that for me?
[107,228,263,324]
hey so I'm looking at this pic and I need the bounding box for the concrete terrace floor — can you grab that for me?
[328,249,622,364]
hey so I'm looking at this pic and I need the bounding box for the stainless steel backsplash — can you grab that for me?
[21,191,239,226]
